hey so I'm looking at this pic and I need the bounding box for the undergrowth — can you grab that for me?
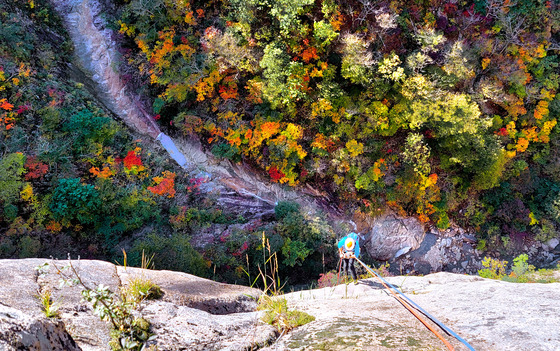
[253,232,315,334]
[478,254,559,283]
[121,250,163,304]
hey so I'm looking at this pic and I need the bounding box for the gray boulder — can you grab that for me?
[0,259,270,351]
[142,301,276,350]
[365,213,426,261]
[0,304,80,351]
[545,238,559,251]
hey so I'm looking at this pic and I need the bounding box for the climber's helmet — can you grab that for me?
[344,237,355,251]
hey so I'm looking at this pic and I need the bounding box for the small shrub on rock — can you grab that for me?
[258,295,315,333]
[36,260,154,351]
[36,289,60,318]
[478,257,508,280]
[123,278,162,304]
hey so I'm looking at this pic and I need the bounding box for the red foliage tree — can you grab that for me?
[24,156,48,180]
[123,150,143,170]
[268,165,285,181]
[148,171,176,198]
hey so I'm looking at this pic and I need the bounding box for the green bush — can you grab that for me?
[258,295,315,332]
[211,143,241,162]
[50,178,101,226]
[434,211,450,230]
[281,237,311,267]
[510,254,535,282]
[123,277,163,303]
[478,257,508,280]
[274,201,301,220]
[272,210,336,283]
[129,233,209,277]
[0,238,16,257]
[0,153,26,216]
[18,236,41,258]
[534,219,558,242]
[63,109,117,156]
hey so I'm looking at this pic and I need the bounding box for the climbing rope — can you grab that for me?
[336,256,343,285]
[354,257,476,351]
[354,258,454,350]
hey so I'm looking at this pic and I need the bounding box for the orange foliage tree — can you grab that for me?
[148,171,176,198]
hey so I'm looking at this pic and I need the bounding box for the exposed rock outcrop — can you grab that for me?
[0,259,274,351]
[143,301,276,350]
[49,0,160,139]
[365,213,426,261]
[262,272,560,351]
[0,305,80,351]
[372,218,560,275]
[1,259,560,350]
[390,227,483,275]
[363,212,486,275]
[116,266,259,315]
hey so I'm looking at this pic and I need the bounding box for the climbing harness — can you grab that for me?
[336,250,356,284]
[354,257,476,351]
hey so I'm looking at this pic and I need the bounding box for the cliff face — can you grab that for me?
[1,259,559,351]
[47,0,315,221]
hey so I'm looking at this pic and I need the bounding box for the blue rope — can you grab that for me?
[356,258,476,351]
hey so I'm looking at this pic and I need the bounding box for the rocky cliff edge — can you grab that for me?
[0,258,275,350]
[1,259,559,351]
[263,272,560,351]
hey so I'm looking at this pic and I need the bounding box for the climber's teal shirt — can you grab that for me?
[337,232,360,257]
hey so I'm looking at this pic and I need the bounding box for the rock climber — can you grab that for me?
[338,232,360,284]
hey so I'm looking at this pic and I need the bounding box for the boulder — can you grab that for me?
[395,230,483,275]
[117,266,261,314]
[545,238,559,251]
[142,301,276,350]
[393,246,411,259]
[365,213,426,261]
[0,259,269,351]
[0,304,80,351]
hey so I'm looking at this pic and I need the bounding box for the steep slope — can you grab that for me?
[47,0,329,219]
[37,0,560,282]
